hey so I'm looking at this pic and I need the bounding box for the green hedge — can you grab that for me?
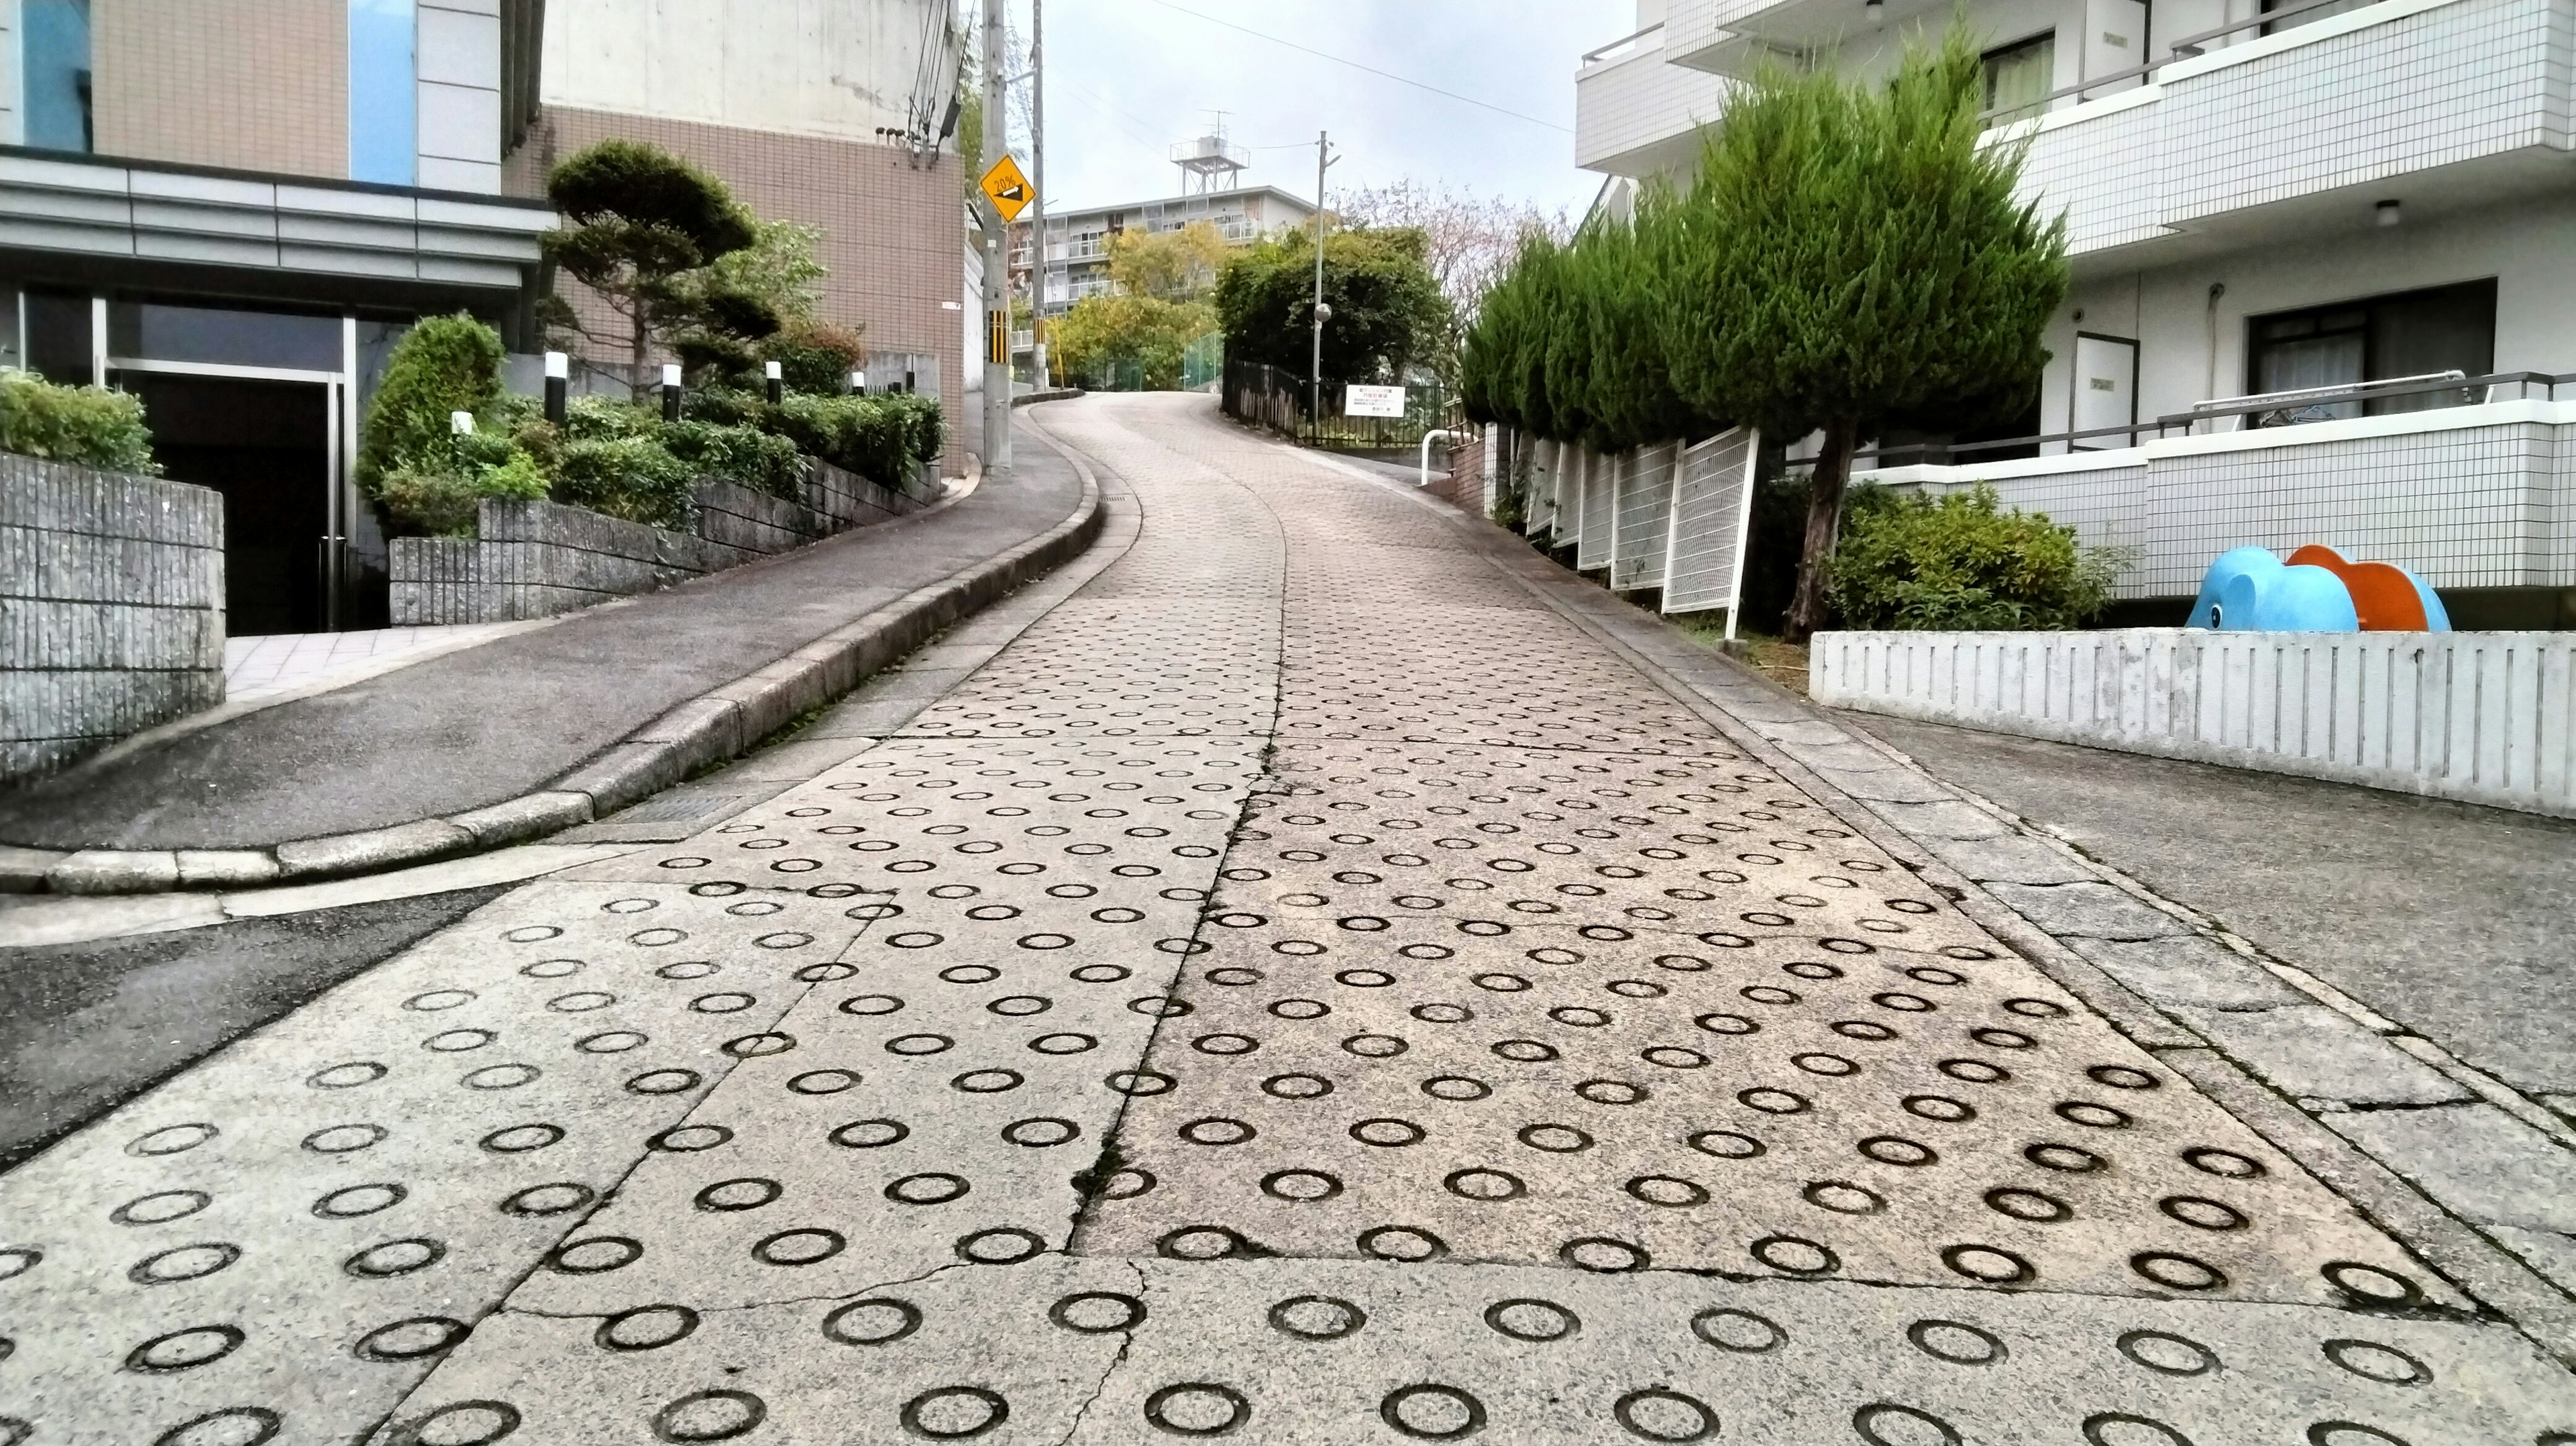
[1829,485,2125,630]
[360,317,943,536]
[0,370,160,475]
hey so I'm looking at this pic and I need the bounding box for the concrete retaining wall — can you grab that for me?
[1,454,225,782]
[1811,628,2576,819]
[390,458,931,624]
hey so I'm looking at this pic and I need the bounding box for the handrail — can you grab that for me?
[1785,372,2572,471]
[1978,0,2387,119]
[1582,21,1665,65]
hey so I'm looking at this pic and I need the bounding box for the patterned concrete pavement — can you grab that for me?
[3,394,2571,1445]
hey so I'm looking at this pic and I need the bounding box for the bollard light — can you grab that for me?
[661,362,683,422]
[543,350,568,425]
[449,410,474,435]
[851,370,867,396]
[765,358,784,405]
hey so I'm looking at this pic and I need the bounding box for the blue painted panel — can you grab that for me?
[23,0,93,153]
[347,0,417,185]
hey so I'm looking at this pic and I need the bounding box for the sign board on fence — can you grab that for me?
[1344,384,1407,419]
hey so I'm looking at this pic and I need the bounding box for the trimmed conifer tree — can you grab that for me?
[1662,30,2069,641]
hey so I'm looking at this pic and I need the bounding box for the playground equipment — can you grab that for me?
[2187,545,2451,632]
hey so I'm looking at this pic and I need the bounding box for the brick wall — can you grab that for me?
[0,455,225,783]
[92,0,347,178]
[506,107,969,471]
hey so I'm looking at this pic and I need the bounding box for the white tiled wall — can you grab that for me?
[1865,404,2576,596]
[2023,0,2572,254]
[1574,33,1732,173]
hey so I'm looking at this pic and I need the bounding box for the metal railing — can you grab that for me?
[1979,0,2390,121]
[1785,372,2575,472]
[1582,21,1664,66]
[1222,359,1462,451]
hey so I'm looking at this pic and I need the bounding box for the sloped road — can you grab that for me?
[3,394,2569,1445]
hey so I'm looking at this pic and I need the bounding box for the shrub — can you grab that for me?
[664,418,804,498]
[357,314,504,494]
[761,320,867,394]
[554,433,696,530]
[379,449,551,537]
[769,392,942,488]
[1829,484,2126,630]
[0,370,160,474]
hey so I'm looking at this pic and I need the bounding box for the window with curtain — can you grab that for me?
[22,0,93,153]
[347,0,417,185]
[1982,33,2055,120]
[2246,280,2496,425]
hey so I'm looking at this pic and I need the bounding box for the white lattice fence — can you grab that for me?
[1662,428,1760,621]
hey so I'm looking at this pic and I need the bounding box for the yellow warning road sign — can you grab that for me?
[979,154,1034,221]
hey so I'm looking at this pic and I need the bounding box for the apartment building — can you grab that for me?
[1008,183,1315,354]
[510,0,965,449]
[1576,0,2576,624]
[0,0,965,635]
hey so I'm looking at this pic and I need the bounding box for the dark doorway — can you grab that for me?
[119,373,331,636]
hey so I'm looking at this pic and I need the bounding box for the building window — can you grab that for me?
[348,0,418,185]
[1982,33,2055,119]
[2247,280,2496,424]
[23,0,93,153]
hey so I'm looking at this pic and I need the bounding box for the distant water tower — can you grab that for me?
[1170,114,1248,194]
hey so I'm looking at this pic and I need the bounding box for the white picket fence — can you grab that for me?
[1501,427,1762,630]
[1811,628,2576,819]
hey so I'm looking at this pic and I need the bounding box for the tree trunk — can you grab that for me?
[629,300,651,405]
[1783,414,1860,645]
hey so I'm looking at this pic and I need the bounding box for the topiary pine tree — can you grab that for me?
[1661,29,2069,642]
[542,140,764,400]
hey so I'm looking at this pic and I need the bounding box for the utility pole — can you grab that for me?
[979,0,1012,476]
[1029,0,1047,388]
[1311,130,1336,425]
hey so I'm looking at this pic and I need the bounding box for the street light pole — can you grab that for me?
[979,0,1012,476]
[1311,130,1336,426]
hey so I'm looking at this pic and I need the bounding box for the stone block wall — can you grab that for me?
[0,454,225,782]
[390,461,930,624]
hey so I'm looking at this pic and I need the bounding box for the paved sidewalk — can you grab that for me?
[1,395,2569,1445]
[0,435,1080,854]
[220,626,541,704]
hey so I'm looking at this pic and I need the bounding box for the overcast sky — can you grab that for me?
[1004,0,1630,221]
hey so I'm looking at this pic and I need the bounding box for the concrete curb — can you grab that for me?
[31,470,1107,896]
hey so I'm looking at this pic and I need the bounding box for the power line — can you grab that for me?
[1139,0,1573,134]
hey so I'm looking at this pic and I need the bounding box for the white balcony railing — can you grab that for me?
[2010,0,2568,258]
[1574,23,1733,176]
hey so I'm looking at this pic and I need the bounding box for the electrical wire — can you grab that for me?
[1139,0,1572,133]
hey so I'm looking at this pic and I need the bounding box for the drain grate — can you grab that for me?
[610,791,745,825]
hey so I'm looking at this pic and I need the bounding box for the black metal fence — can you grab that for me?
[1222,358,1462,452]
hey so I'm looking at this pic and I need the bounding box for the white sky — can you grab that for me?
[1005,0,1631,221]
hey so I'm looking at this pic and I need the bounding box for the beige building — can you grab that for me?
[0,0,970,632]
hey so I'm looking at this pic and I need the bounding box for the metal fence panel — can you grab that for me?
[1662,427,1759,616]
[1577,447,1615,571]
[1525,437,1557,539]
[1613,441,1677,592]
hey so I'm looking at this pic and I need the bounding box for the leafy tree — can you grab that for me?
[1050,293,1217,390]
[356,312,502,493]
[1214,225,1449,400]
[1336,180,1567,384]
[541,140,764,400]
[1661,31,2069,641]
[1107,221,1230,300]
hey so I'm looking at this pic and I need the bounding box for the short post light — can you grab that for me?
[765,358,784,405]
[449,410,475,435]
[543,350,568,425]
[849,369,867,396]
[661,362,683,422]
